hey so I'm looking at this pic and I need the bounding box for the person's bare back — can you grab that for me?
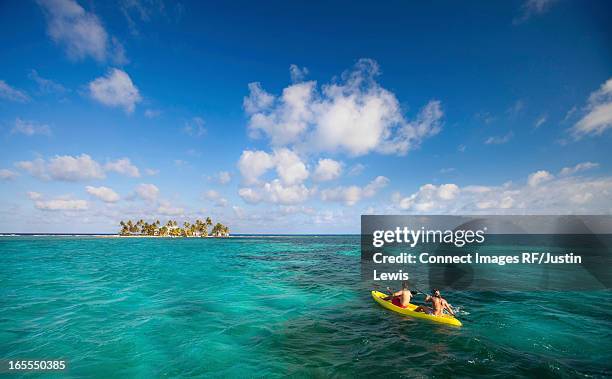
[415,289,455,317]
[386,281,413,307]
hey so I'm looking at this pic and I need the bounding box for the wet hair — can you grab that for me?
[402,281,409,290]
[432,288,441,296]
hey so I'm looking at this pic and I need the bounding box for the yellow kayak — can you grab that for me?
[371,290,462,327]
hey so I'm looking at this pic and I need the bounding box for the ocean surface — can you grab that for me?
[1,236,610,378]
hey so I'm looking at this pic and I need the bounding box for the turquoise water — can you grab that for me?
[1,236,610,378]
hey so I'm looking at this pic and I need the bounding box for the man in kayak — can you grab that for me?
[414,289,455,316]
[385,281,413,308]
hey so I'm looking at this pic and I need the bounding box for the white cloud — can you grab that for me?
[559,162,599,176]
[11,118,52,136]
[239,180,312,205]
[105,158,140,177]
[204,190,228,207]
[238,187,262,204]
[135,183,159,201]
[0,169,19,180]
[244,59,443,156]
[89,68,141,113]
[571,78,612,138]
[273,148,309,185]
[37,0,122,62]
[484,132,513,145]
[264,180,311,204]
[15,154,144,181]
[289,64,309,83]
[320,176,389,206]
[183,117,206,137]
[16,154,105,181]
[214,171,231,184]
[237,148,309,185]
[157,201,184,216]
[392,183,463,212]
[86,185,120,203]
[238,150,275,185]
[527,170,554,187]
[393,171,612,214]
[31,193,88,211]
[348,163,365,176]
[15,159,48,180]
[37,0,127,64]
[313,158,342,182]
[0,80,30,102]
[145,168,159,176]
[243,82,274,114]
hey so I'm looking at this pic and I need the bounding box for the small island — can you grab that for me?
[118,218,230,237]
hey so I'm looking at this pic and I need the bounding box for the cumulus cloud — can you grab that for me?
[289,64,309,83]
[15,154,143,181]
[320,176,389,206]
[204,190,228,207]
[273,148,309,185]
[238,187,262,204]
[313,158,342,182]
[237,150,276,185]
[243,59,443,156]
[135,183,159,201]
[237,148,309,185]
[484,132,513,145]
[393,165,612,214]
[239,180,312,205]
[0,80,30,102]
[16,154,105,181]
[157,201,184,216]
[212,171,231,184]
[105,158,140,177]
[571,78,612,138]
[559,162,599,176]
[263,180,311,204]
[89,68,141,113]
[392,183,462,212]
[527,170,554,187]
[37,0,126,63]
[11,118,51,136]
[0,169,19,180]
[243,82,275,114]
[86,185,120,203]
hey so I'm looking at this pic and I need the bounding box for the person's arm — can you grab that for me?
[392,290,403,297]
[443,300,455,316]
[424,295,432,303]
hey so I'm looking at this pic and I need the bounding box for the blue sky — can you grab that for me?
[0,0,611,233]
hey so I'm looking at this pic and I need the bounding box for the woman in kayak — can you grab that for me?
[414,289,455,316]
[385,281,413,308]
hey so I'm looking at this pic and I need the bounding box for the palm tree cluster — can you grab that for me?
[119,217,230,237]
